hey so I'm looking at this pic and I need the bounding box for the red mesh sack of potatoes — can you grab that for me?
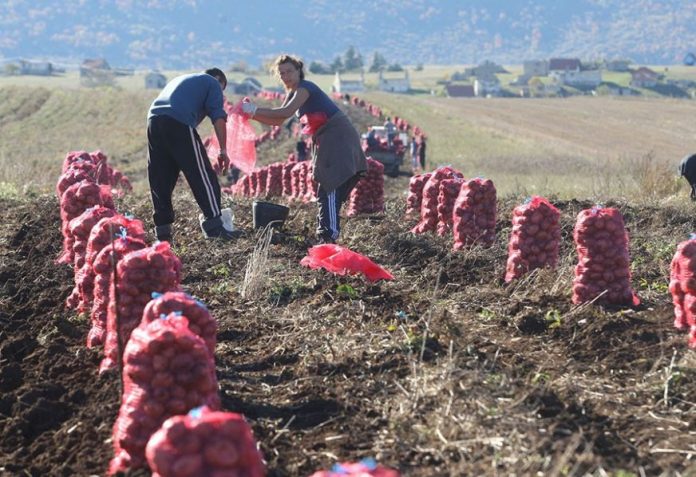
[77,215,147,314]
[61,150,93,173]
[266,162,284,198]
[100,241,182,372]
[88,234,148,349]
[305,163,319,202]
[669,237,696,347]
[64,206,117,309]
[412,166,463,234]
[309,459,399,477]
[452,178,497,250]
[405,173,431,217]
[298,162,310,199]
[108,315,220,475]
[142,291,216,356]
[572,207,639,306]
[145,406,265,477]
[505,196,561,282]
[58,181,115,265]
[346,158,384,216]
[56,162,100,199]
[249,170,259,197]
[436,177,463,236]
[282,162,295,197]
[290,162,305,200]
[238,174,252,197]
[255,167,268,197]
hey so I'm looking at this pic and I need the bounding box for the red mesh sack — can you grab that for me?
[300,244,394,282]
[436,178,463,236]
[65,206,117,309]
[266,162,284,198]
[108,315,219,475]
[58,181,114,265]
[309,459,399,477]
[100,241,183,372]
[300,112,328,135]
[207,101,257,174]
[142,291,216,356]
[346,158,384,216]
[145,406,265,477]
[56,163,100,199]
[290,162,304,201]
[572,207,639,306]
[405,173,431,217]
[235,174,252,197]
[452,178,497,250]
[282,162,295,197]
[88,235,148,349]
[255,167,268,197]
[305,163,318,202]
[505,196,561,282]
[61,150,93,173]
[412,166,463,234]
[77,215,147,314]
[669,238,696,347]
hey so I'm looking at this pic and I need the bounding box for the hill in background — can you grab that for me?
[1,0,696,69]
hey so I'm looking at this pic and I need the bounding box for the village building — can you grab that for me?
[145,71,167,89]
[548,58,581,73]
[630,67,660,88]
[18,60,53,76]
[523,60,549,77]
[80,58,114,87]
[378,70,410,93]
[445,84,475,98]
[474,74,501,97]
[605,59,632,72]
[332,71,365,94]
[550,69,602,87]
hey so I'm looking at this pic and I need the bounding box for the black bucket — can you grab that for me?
[252,200,290,229]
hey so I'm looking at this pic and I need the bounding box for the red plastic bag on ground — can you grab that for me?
[301,245,394,282]
[141,291,217,356]
[207,101,257,174]
[572,207,639,306]
[452,178,497,250]
[505,196,561,282]
[669,237,696,347]
[145,406,265,477]
[108,315,219,475]
[100,241,182,372]
[309,459,399,477]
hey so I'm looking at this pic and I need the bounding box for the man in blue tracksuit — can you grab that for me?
[147,67,239,241]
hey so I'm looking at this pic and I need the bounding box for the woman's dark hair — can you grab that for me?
[272,54,305,81]
[204,67,227,87]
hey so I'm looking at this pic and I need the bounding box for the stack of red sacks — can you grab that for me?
[505,196,561,282]
[412,166,463,234]
[346,158,384,216]
[452,178,497,249]
[572,207,639,306]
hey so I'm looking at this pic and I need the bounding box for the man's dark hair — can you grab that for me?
[205,67,227,87]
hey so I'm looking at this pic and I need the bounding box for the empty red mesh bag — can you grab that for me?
[301,244,394,282]
[309,459,399,477]
[145,406,265,477]
[505,196,561,282]
[100,241,182,372]
[452,178,497,249]
[206,100,257,174]
[572,207,639,306]
[108,315,219,475]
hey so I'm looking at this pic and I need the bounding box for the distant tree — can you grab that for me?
[387,63,403,72]
[3,63,19,76]
[369,52,387,72]
[330,56,344,73]
[415,63,424,71]
[343,46,363,71]
[228,60,248,73]
[309,61,332,75]
[528,76,544,97]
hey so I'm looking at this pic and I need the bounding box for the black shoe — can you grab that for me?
[205,226,244,241]
[155,224,173,243]
[316,234,336,245]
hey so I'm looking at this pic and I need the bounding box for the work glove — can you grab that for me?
[241,102,257,118]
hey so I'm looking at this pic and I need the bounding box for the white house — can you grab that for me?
[474,75,501,97]
[145,71,167,89]
[333,71,365,93]
[550,69,602,87]
[378,70,410,93]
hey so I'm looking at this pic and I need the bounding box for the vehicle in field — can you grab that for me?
[361,126,408,177]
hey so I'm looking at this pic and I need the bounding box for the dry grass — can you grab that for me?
[239,225,274,299]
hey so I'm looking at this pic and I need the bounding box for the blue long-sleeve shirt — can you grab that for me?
[148,73,227,128]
